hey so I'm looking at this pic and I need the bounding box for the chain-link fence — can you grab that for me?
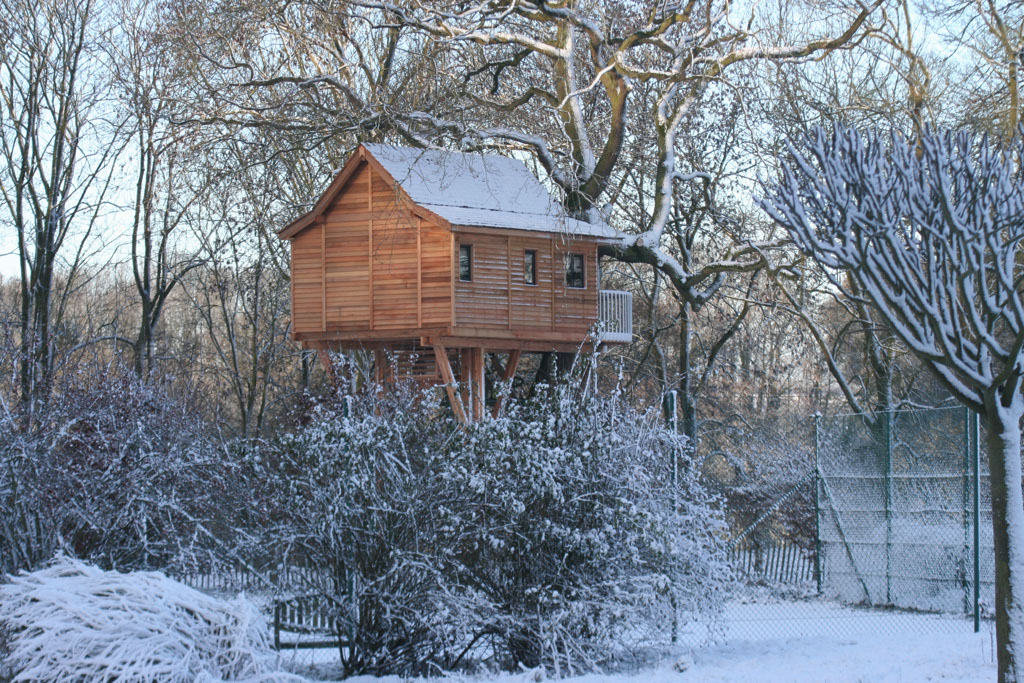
[816,407,991,620]
[702,405,994,649]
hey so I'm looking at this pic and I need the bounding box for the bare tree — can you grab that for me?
[0,0,126,413]
[762,125,1024,682]
[745,0,950,427]
[111,0,211,378]
[931,0,1024,138]
[181,145,298,437]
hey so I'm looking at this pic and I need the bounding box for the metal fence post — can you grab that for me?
[813,412,822,595]
[972,410,981,633]
[963,406,972,616]
[884,408,894,605]
[663,390,679,644]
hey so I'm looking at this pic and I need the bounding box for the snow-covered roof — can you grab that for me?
[362,143,619,239]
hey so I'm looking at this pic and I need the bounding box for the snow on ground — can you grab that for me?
[672,601,995,682]
[319,602,997,683]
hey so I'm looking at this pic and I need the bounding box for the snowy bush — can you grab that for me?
[0,556,296,682]
[451,382,733,674]
[267,372,733,676]
[266,384,497,677]
[0,617,10,683]
[0,370,242,575]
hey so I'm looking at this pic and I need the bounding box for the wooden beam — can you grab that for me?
[468,347,485,421]
[449,224,619,243]
[550,237,556,330]
[296,327,449,343]
[491,349,522,418]
[449,232,456,326]
[448,326,592,344]
[577,358,593,399]
[458,348,470,412]
[433,343,468,424]
[373,346,387,385]
[316,348,336,384]
[368,166,375,331]
[439,336,594,354]
[320,218,327,331]
[507,234,512,330]
[417,219,423,328]
[289,243,295,333]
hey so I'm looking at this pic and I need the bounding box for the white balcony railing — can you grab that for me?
[597,290,633,343]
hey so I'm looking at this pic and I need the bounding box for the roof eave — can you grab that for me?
[450,223,622,241]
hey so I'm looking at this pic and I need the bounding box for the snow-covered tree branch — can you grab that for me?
[760,124,1024,682]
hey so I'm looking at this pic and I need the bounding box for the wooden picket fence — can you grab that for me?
[177,562,329,594]
[729,539,815,585]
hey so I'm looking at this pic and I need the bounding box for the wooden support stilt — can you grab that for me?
[468,347,485,421]
[373,347,388,386]
[433,343,468,424]
[316,347,336,384]
[578,357,593,399]
[491,349,522,418]
[458,349,470,412]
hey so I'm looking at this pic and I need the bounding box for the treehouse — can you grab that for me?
[279,143,633,422]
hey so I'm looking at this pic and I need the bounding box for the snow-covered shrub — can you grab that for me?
[0,556,294,682]
[0,615,11,683]
[267,384,496,677]
[268,373,733,676]
[449,382,732,674]
[0,369,240,575]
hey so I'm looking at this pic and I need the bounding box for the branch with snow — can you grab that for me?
[759,122,1024,683]
[760,125,1024,414]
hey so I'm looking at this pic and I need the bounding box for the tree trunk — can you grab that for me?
[22,259,54,413]
[985,397,1024,683]
[133,302,154,377]
[555,352,574,380]
[678,300,697,444]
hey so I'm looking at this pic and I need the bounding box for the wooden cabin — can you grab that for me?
[279,143,632,422]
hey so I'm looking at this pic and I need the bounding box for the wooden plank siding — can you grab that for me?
[370,178,420,331]
[323,164,370,331]
[291,223,324,332]
[552,238,598,334]
[421,219,451,326]
[289,160,452,338]
[510,235,554,331]
[453,229,598,338]
[454,233,511,329]
[288,161,600,347]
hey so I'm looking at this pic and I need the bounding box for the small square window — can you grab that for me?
[459,244,472,282]
[524,250,537,285]
[565,253,585,288]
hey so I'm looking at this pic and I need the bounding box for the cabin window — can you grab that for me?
[524,250,537,285]
[565,253,585,288]
[459,244,472,282]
